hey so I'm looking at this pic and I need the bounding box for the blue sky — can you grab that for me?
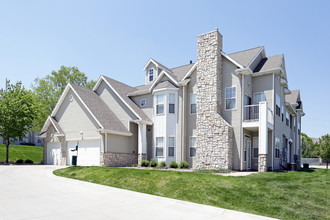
[0,0,329,138]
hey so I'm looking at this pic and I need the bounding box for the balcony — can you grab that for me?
[243,103,274,131]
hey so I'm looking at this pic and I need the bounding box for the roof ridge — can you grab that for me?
[171,62,195,70]
[228,46,263,55]
[102,75,137,91]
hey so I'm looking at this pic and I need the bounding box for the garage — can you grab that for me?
[67,140,100,166]
[47,142,61,165]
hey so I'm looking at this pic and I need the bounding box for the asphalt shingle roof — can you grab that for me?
[253,54,283,73]
[70,83,130,134]
[154,80,178,90]
[285,90,300,105]
[171,63,195,81]
[101,76,152,122]
[228,46,263,67]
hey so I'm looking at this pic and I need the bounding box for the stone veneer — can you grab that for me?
[258,154,267,172]
[195,30,233,170]
[44,125,66,165]
[101,152,138,167]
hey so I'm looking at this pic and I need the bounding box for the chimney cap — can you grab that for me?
[190,60,192,64]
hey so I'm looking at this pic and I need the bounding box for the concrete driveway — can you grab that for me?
[0,165,277,220]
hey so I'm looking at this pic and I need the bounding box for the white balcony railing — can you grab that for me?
[243,104,274,125]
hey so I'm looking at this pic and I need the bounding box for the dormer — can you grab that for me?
[143,58,171,85]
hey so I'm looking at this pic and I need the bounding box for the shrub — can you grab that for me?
[141,160,149,167]
[169,161,178,169]
[132,163,138,167]
[179,161,189,169]
[24,159,34,164]
[150,158,158,167]
[16,159,24,164]
[159,161,166,168]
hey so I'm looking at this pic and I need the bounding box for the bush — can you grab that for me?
[141,160,149,167]
[179,161,189,169]
[132,163,138,167]
[169,161,178,169]
[24,159,34,164]
[159,161,166,168]
[16,159,24,164]
[150,159,158,167]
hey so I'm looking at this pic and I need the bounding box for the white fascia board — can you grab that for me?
[285,102,296,115]
[251,67,282,77]
[182,62,198,81]
[152,87,179,94]
[149,70,178,92]
[178,78,191,86]
[98,129,133,136]
[221,52,244,69]
[51,84,104,129]
[143,58,158,71]
[235,67,253,75]
[247,46,264,68]
[130,119,153,125]
[101,76,142,120]
[40,116,52,134]
[92,75,103,91]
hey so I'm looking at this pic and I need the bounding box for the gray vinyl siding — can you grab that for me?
[244,74,253,101]
[186,70,197,167]
[252,74,274,109]
[131,94,153,119]
[221,58,242,170]
[106,122,138,154]
[96,81,138,129]
[55,90,101,140]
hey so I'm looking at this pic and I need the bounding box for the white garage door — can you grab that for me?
[47,142,61,165]
[67,140,100,166]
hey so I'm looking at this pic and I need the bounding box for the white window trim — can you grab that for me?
[189,136,197,158]
[225,86,237,111]
[140,99,146,107]
[253,92,265,105]
[168,93,175,114]
[149,68,154,82]
[168,136,175,157]
[155,137,164,158]
[190,93,197,115]
[155,94,165,116]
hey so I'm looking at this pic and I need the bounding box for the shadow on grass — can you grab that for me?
[298,168,316,173]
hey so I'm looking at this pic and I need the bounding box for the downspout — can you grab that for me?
[240,74,244,170]
[272,73,275,170]
[182,85,186,162]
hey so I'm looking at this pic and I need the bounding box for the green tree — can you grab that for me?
[0,81,37,163]
[301,133,318,158]
[317,134,330,169]
[32,66,96,131]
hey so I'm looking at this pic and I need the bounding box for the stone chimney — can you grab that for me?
[195,29,233,169]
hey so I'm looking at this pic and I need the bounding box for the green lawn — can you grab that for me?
[0,144,43,163]
[54,167,329,220]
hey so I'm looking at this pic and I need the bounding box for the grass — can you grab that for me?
[54,167,329,220]
[0,144,43,163]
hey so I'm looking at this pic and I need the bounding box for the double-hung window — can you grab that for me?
[286,111,290,127]
[253,137,259,159]
[156,137,164,157]
[169,93,175,114]
[156,94,164,114]
[190,94,197,114]
[140,99,146,107]
[189,137,197,157]
[253,92,265,104]
[149,68,154,82]
[168,137,175,157]
[225,87,236,110]
[275,138,280,158]
[276,94,281,117]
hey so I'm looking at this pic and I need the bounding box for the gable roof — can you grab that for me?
[228,46,263,67]
[143,58,173,73]
[40,116,64,135]
[100,76,152,123]
[253,54,283,73]
[48,83,131,136]
[153,80,178,90]
[285,90,300,106]
[171,63,195,81]
[70,84,130,134]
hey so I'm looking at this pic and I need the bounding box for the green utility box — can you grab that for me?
[72,155,77,166]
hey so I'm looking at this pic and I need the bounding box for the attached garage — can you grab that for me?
[67,140,100,166]
[47,142,61,165]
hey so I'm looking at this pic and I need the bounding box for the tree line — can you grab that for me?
[0,66,95,163]
[302,133,330,168]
